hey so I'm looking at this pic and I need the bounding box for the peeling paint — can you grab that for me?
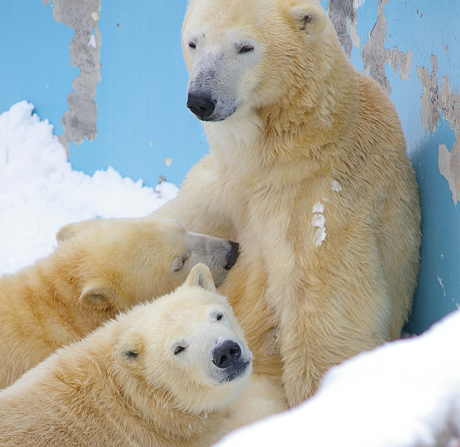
[387,47,412,81]
[439,139,460,205]
[43,0,101,154]
[437,276,446,297]
[439,121,460,206]
[327,0,357,58]
[360,0,413,96]
[439,75,460,131]
[418,55,460,205]
[348,17,360,50]
[361,0,391,94]
[418,55,440,133]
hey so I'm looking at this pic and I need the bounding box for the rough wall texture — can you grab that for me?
[43,0,101,154]
[325,0,460,332]
[327,0,459,208]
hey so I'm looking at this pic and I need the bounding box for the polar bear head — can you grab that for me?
[54,218,239,313]
[182,0,335,122]
[115,263,252,413]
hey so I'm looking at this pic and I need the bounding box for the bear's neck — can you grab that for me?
[204,50,357,180]
[105,367,231,446]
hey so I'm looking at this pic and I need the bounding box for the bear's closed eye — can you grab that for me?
[174,346,186,355]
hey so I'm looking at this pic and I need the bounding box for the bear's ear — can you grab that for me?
[186,263,217,292]
[79,285,116,310]
[117,331,144,367]
[291,3,327,35]
[56,219,101,243]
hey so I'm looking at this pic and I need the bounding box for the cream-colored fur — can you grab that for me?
[0,264,263,447]
[152,0,422,407]
[0,217,238,389]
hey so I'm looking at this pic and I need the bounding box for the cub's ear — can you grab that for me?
[186,263,217,292]
[117,331,144,367]
[79,285,117,310]
[56,219,101,243]
[291,3,327,35]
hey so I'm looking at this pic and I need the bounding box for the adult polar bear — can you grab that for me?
[153,0,421,407]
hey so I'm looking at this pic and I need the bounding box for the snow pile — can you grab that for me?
[218,309,460,447]
[0,101,178,274]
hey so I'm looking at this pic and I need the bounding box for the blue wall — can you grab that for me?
[0,0,206,187]
[1,0,459,334]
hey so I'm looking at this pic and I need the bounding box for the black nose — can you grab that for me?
[224,241,239,271]
[213,340,242,369]
[187,93,215,120]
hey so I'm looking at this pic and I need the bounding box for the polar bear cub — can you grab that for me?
[0,264,252,447]
[0,217,239,389]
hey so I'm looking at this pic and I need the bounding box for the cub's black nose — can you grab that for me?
[187,93,215,120]
[224,241,239,271]
[212,340,242,369]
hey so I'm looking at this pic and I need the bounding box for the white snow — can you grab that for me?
[312,202,324,214]
[88,34,96,48]
[332,179,342,192]
[0,101,178,275]
[2,100,460,447]
[218,309,460,447]
[312,201,326,246]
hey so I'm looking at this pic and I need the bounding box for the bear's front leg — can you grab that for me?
[271,256,391,407]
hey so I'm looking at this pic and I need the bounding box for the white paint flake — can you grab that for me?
[438,276,446,297]
[88,34,96,48]
[312,202,326,247]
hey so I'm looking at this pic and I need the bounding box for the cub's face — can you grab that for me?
[182,0,328,122]
[56,218,239,313]
[117,264,252,413]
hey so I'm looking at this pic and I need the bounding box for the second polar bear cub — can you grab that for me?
[0,264,252,447]
[0,217,238,389]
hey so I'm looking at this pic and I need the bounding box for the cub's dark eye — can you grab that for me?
[239,45,254,54]
[216,313,223,321]
[174,346,186,355]
[188,41,196,49]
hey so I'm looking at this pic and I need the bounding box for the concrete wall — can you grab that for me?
[0,0,459,334]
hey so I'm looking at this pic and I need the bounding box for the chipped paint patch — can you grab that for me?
[439,139,460,205]
[418,55,460,205]
[43,0,101,154]
[360,0,412,96]
[418,55,441,133]
[327,0,357,58]
[387,47,412,81]
[437,276,446,297]
[348,17,360,49]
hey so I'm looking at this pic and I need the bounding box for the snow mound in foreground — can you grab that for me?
[218,309,460,447]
